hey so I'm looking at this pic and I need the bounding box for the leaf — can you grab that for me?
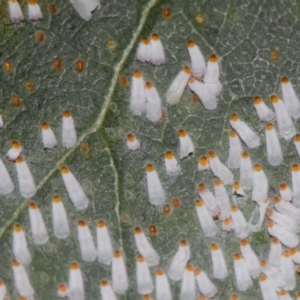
[0,0,300,299]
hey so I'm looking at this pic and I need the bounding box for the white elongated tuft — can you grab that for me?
[292,163,300,206]
[195,199,217,237]
[208,150,234,185]
[166,66,191,105]
[41,122,57,149]
[69,0,100,21]
[239,151,253,190]
[16,156,36,198]
[294,134,300,159]
[77,220,97,262]
[194,267,218,298]
[222,217,233,232]
[62,111,77,148]
[214,178,231,220]
[6,140,22,161]
[187,40,206,78]
[180,264,196,300]
[230,114,260,148]
[136,255,154,295]
[28,201,49,245]
[68,262,84,300]
[279,182,293,202]
[188,78,217,110]
[97,220,113,265]
[8,0,24,23]
[146,164,166,206]
[227,130,242,169]
[198,183,220,218]
[27,0,42,21]
[268,238,283,269]
[136,37,151,63]
[281,76,300,120]
[60,166,89,210]
[253,96,275,122]
[233,253,252,291]
[249,198,270,232]
[0,158,14,195]
[13,223,32,265]
[52,195,70,239]
[134,227,160,266]
[149,33,166,66]
[204,54,222,96]
[165,151,181,175]
[278,289,293,300]
[0,280,6,300]
[197,155,210,171]
[280,250,296,291]
[270,95,296,140]
[168,239,191,281]
[100,279,117,300]
[57,283,68,298]
[273,195,300,221]
[11,259,35,298]
[232,181,246,197]
[112,250,128,294]
[0,113,3,129]
[127,133,141,151]
[130,70,146,116]
[240,239,260,278]
[291,247,300,264]
[260,259,285,289]
[265,123,283,166]
[145,81,162,123]
[155,269,172,300]
[259,274,279,300]
[210,243,228,279]
[252,164,268,203]
[231,204,249,239]
[178,129,194,160]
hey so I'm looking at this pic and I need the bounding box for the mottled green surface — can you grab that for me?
[1,0,300,299]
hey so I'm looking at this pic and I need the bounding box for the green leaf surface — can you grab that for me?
[1,0,300,299]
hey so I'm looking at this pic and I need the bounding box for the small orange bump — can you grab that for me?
[270,95,279,103]
[127,133,135,142]
[266,220,274,228]
[76,59,85,71]
[230,130,237,137]
[29,201,37,209]
[178,129,186,137]
[148,224,157,236]
[223,217,232,225]
[151,33,160,41]
[290,247,297,255]
[133,70,142,78]
[180,239,188,247]
[41,122,49,130]
[260,259,267,267]
[78,220,86,227]
[194,267,201,276]
[48,3,57,14]
[209,54,218,62]
[25,80,35,92]
[3,61,12,72]
[52,195,61,203]
[198,183,206,191]
[119,75,128,87]
[195,199,203,207]
[0,280,3,287]
[195,12,205,23]
[63,110,71,118]
[143,295,151,300]
[292,163,300,172]
[11,140,20,149]
[266,208,273,217]
[141,36,149,45]
[234,253,241,260]
[98,220,106,228]
[273,196,281,204]
[11,95,21,106]
[254,164,262,172]
[207,150,216,158]
[100,279,108,287]
[187,40,195,48]
[211,243,219,251]
[214,178,222,186]
[230,294,240,300]
[53,59,62,70]
[278,289,287,296]
[198,296,207,300]
[165,150,174,159]
[272,238,279,244]
[295,133,300,142]
[137,254,145,262]
[58,283,67,292]
[134,226,142,234]
[183,66,191,75]
[199,156,208,166]
[266,123,273,130]
[279,182,287,190]
[160,110,166,120]
[253,96,262,104]
[145,81,152,89]
[146,164,154,172]
[156,268,164,276]
[189,77,196,84]
[259,273,267,281]
[240,239,248,246]
[281,77,289,84]
[14,223,22,232]
[70,262,79,269]
[283,249,291,257]
[163,204,171,215]
[230,113,239,121]
[60,166,69,174]
[35,30,45,43]
[29,0,37,5]
[11,259,20,267]
[107,39,116,51]
[270,50,279,61]
[241,151,249,159]
[162,7,171,19]
[185,264,193,271]
[231,204,238,212]
[113,250,121,258]
[172,197,181,208]
[16,156,24,163]
[233,181,240,190]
